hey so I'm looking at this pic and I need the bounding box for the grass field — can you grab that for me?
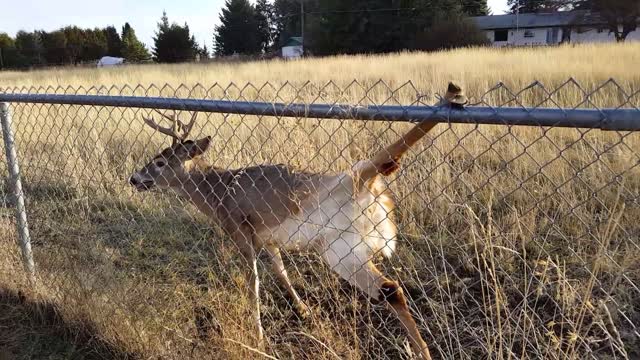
[1,43,640,359]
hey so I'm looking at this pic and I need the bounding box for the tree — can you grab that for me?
[273,0,303,49]
[41,30,67,65]
[214,0,261,56]
[509,0,544,13]
[508,0,571,13]
[13,31,39,67]
[104,26,123,56]
[592,0,639,42]
[305,0,453,55]
[62,26,84,64]
[198,44,210,59]
[0,33,18,69]
[122,23,151,62]
[153,11,198,62]
[82,28,108,61]
[255,0,275,52]
[0,33,16,49]
[461,0,489,16]
[570,0,593,9]
[15,31,44,66]
[414,15,490,50]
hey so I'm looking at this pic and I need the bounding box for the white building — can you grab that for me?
[472,11,640,47]
[281,37,303,59]
[97,56,125,67]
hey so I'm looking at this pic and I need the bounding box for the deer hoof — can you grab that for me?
[295,302,312,320]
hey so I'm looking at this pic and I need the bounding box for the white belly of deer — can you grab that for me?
[261,176,353,247]
[258,173,397,258]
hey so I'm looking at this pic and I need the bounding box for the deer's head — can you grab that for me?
[129,110,211,191]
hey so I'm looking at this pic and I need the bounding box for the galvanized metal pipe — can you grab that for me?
[1,102,36,281]
[0,93,637,131]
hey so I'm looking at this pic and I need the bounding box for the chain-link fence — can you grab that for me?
[1,80,639,359]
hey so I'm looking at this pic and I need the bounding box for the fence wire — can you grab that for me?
[0,80,639,360]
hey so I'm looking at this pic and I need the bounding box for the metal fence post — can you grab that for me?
[1,102,36,281]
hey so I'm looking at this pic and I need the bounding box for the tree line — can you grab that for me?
[214,0,491,56]
[0,24,150,69]
[0,11,211,69]
[1,1,492,69]
[508,0,638,41]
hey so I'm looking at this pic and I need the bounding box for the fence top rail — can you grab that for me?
[0,92,638,131]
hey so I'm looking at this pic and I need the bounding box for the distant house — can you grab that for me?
[472,10,640,47]
[281,37,303,59]
[97,56,125,67]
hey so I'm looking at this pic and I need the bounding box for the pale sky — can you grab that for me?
[0,0,510,50]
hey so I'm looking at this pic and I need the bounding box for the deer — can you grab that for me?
[128,83,468,359]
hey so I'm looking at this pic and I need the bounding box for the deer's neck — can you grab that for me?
[171,166,231,218]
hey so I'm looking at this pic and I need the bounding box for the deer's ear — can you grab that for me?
[183,136,212,159]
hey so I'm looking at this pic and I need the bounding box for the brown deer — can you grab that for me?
[129,83,467,359]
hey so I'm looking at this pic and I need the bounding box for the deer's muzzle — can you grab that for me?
[129,175,155,191]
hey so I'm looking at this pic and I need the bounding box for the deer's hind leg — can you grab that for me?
[317,235,431,360]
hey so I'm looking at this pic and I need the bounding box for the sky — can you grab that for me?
[0,0,510,51]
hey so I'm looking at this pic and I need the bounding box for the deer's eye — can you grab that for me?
[155,160,166,168]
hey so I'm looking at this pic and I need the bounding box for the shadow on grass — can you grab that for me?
[0,286,139,360]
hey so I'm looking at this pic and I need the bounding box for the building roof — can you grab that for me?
[472,10,606,30]
[283,37,303,47]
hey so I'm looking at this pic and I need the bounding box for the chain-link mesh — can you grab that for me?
[1,80,639,359]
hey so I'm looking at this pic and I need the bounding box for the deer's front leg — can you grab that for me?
[265,245,310,319]
[231,221,264,347]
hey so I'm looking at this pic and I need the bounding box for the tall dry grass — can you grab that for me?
[1,43,639,359]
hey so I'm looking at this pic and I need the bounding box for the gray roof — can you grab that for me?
[284,37,303,47]
[472,10,605,30]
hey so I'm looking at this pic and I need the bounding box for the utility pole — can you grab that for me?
[0,48,4,69]
[300,0,305,55]
[516,0,520,31]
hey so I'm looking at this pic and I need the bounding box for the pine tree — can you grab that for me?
[200,44,210,59]
[272,0,302,48]
[255,0,274,53]
[121,23,151,62]
[214,0,261,56]
[104,26,123,57]
[153,11,198,62]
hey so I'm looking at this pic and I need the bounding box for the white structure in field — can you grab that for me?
[97,56,125,67]
[472,11,640,47]
[281,37,303,59]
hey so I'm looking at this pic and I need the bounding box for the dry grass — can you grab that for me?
[1,43,639,359]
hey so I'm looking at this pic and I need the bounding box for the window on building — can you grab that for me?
[524,30,535,38]
[494,30,508,42]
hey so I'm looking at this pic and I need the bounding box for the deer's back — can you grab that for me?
[213,164,331,230]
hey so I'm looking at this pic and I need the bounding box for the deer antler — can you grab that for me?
[142,110,199,145]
